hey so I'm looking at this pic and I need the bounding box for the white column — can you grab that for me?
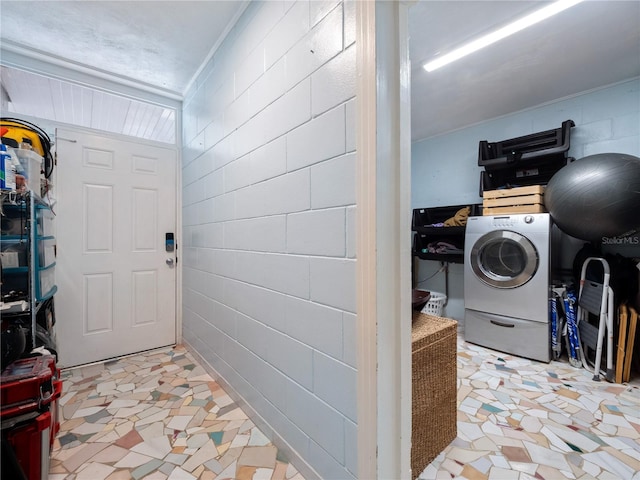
[356,1,412,479]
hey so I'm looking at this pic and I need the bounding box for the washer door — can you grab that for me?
[470,230,539,288]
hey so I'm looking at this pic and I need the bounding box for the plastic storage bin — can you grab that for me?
[37,238,56,268]
[13,148,43,186]
[37,265,56,301]
[0,269,28,299]
[1,203,28,236]
[36,206,54,237]
[1,238,28,268]
[421,291,447,316]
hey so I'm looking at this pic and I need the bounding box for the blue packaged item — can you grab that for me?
[564,288,581,368]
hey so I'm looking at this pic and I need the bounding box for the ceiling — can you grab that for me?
[409,1,640,141]
[0,1,245,97]
[1,1,639,143]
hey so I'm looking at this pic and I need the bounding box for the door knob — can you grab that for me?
[166,258,174,267]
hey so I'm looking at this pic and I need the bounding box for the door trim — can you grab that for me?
[53,123,180,366]
[356,2,412,478]
[6,113,182,356]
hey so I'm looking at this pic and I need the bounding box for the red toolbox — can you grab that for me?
[1,355,62,479]
[1,355,60,416]
[2,411,52,480]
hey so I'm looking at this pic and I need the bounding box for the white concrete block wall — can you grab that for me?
[412,78,640,325]
[412,78,640,209]
[181,2,357,479]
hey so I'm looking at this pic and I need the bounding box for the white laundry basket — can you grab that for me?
[421,292,447,317]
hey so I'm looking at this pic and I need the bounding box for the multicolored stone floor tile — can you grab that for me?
[419,336,640,480]
[51,338,640,480]
[49,346,305,480]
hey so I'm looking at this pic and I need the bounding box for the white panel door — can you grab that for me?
[54,127,177,367]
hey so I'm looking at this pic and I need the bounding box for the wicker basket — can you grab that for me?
[420,291,447,316]
[411,311,457,479]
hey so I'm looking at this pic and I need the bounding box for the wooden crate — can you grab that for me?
[483,185,546,215]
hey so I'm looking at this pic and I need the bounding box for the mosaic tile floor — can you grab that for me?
[420,336,640,480]
[49,338,640,480]
[49,346,304,480]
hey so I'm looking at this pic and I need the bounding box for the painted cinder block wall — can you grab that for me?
[412,78,640,325]
[180,1,357,478]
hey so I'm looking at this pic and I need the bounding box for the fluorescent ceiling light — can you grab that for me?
[423,0,584,72]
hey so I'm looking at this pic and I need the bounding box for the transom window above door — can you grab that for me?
[1,66,176,145]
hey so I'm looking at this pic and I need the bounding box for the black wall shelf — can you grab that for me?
[411,204,481,264]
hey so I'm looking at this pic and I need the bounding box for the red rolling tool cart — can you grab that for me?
[1,354,62,480]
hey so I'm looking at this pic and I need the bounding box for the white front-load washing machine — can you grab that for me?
[464,213,551,362]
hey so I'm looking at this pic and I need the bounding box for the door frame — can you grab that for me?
[356,2,412,478]
[52,121,182,359]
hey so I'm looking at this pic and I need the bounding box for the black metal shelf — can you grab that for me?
[411,204,480,265]
[414,251,464,264]
[413,225,466,236]
[1,190,56,351]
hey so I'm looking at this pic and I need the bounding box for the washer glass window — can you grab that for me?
[471,231,538,288]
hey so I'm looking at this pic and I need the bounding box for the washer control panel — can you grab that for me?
[467,213,549,235]
[492,216,519,228]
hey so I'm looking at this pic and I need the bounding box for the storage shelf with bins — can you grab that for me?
[412,204,481,264]
[1,190,56,351]
[35,204,57,302]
